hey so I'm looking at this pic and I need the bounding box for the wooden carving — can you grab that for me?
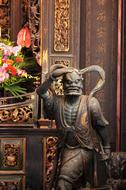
[0,176,25,190]
[54,0,70,52]
[28,0,40,60]
[0,106,33,123]
[0,0,10,38]
[0,92,37,124]
[0,138,26,172]
[45,136,58,188]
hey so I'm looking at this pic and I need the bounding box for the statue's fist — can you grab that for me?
[50,64,72,80]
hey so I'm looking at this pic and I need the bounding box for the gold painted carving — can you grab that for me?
[0,92,36,124]
[46,137,58,185]
[96,11,106,22]
[54,0,70,52]
[0,106,33,123]
[3,143,19,167]
[96,0,106,6]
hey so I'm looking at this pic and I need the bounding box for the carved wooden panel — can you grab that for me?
[0,138,26,174]
[0,175,25,190]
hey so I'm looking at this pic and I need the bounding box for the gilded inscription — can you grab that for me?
[96,42,106,54]
[96,27,106,38]
[96,12,106,22]
[96,0,106,6]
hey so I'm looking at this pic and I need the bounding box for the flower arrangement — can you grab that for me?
[0,38,33,96]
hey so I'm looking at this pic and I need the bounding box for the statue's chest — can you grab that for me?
[64,103,79,126]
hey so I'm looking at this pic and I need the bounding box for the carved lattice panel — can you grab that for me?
[0,138,26,173]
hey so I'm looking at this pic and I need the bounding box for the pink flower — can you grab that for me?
[17,69,27,78]
[10,46,21,56]
[2,63,8,68]
[0,67,9,83]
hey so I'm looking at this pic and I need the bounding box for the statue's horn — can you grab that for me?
[80,65,105,98]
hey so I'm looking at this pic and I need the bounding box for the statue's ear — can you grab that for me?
[80,65,105,98]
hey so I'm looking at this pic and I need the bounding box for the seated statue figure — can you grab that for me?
[37,64,111,190]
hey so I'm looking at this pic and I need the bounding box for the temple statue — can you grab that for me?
[37,64,111,190]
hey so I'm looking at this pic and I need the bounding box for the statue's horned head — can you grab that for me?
[62,65,105,97]
[49,64,105,97]
[62,68,83,96]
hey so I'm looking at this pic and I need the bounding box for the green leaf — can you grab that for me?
[4,85,27,97]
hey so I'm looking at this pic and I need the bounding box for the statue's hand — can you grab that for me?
[101,152,110,161]
[101,146,111,161]
[50,64,72,80]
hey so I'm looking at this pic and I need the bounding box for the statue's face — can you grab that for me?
[63,71,83,95]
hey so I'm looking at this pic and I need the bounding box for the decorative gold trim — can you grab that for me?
[54,0,70,52]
